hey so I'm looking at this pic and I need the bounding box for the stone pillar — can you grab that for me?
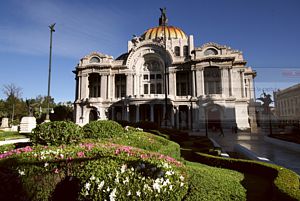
[191,70,196,97]
[195,68,204,96]
[111,107,115,120]
[188,106,191,130]
[239,70,245,98]
[126,74,133,96]
[107,75,111,99]
[101,74,107,99]
[169,72,176,96]
[171,107,175,127]
[81,74,89,98]
[136,104,140,122]
[221,67,230,97]
[228,67,232,96]
[150,104,154,122]
[175,106,179,129]
[111,75,115,99]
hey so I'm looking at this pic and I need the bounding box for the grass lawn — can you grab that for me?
[0,131,27,141]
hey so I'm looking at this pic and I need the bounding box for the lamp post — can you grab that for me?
[45,23,55,122]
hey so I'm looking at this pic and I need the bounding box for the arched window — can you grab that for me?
[90,57,100,63]
[204,48,218,56]
[174,46,180,56]
[204,67,221,94]
[183,45,189,57]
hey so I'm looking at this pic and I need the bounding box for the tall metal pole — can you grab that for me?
[45,23,55,121]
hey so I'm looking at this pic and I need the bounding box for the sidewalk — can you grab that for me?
[203,129,300,175]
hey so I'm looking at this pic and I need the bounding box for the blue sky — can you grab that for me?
[0,0,299,102]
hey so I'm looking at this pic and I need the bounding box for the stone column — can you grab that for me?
[175,106,179,129]
[107,75,111,99]
[81,74,89,99]
[239,69,245,98]
[78,75,82,99]
[191,70,196,97]
[188,106,191,130]
[195,68,204,96]
[150,104,154,122]
[126,74,133,96]
[135,104,140,122]
[228,67,232,96]
[101,74,107,99]
[221,67,229,97]
[169,72,176,96]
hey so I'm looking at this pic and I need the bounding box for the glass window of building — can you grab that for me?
[175,46,180,56]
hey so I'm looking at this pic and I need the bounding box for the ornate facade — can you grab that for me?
[73,10,257,131]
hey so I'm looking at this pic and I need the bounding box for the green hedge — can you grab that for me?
[83,120,124,139]
[30,121,84,146]
[0,142,188,201]
[193,152,300,201]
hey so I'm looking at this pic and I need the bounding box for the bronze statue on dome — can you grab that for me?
[159,7,168,26]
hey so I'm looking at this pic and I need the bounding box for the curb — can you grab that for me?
[0,138,30,146]
[233,144,274,163]
[264,136,300,152]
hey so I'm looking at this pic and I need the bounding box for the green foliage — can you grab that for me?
[184,161,246,201]
[192,152,300,201]
[0,144,15,153]
[83,120,124,139]
[30,121,83,146]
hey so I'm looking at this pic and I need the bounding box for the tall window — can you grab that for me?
[176,71,190,96]
[89,73,101,97]
[183,45,189,57]
[174,46,180,56]
[115,74,126,98]
[204,67,221,94]
[142,60,163,94]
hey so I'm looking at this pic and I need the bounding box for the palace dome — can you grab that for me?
[142,26,187,40]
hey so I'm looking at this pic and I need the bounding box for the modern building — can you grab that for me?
[73,10,257,131]
[274,83,300,122]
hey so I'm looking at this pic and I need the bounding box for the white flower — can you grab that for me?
[136,190,141,197]
[169,185,173,190]
[95,178,100,183]
[44,162,49,167]
[180,175,185,181]
[18,170,25,176]
[166,170,174,176]
[115,177,119,183]
[123,177,129,184]
[163,179,170,186]
[107,187,110,192]
[153,182,161,193]
[90,175,96,181]
[98,181,105,190]
[180,182,184,187]
[85,182,91,190]
[109,188,117,201]
[127,190,131,196]
[120,164,127,173]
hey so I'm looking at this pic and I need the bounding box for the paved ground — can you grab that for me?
[199,129,300,175]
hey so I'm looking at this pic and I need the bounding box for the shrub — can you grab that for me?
[30,121,84,146]
[192,152,300,201]
[83,120,124,139]
[0,144,15,154]
[0,142,187,201]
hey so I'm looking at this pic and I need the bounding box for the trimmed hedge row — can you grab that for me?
[83,120,124,139]
[192,152,300,201]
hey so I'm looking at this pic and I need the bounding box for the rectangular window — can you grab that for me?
[157,83,162,94]
[150,84,155,94]
[144,84,148,94]
[143,74,148,80]
[156,74,162,79]
[150,74,155,80]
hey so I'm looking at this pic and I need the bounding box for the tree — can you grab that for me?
[2,83,25,124]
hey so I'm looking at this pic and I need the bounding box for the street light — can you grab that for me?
[45,23,55,122]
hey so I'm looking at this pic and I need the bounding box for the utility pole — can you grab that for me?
[45,23,55,122]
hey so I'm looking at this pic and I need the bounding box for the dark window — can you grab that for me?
[157,83,162,94]
[183,46,189,57]
[143,74,148,80]
[90,57,100,63]
[150,84,155,94]
[144,84,148,94]
[204,67,221,94]
[89,73,101,97]
[175,46,180,56]
[156,74,162,79]
[150,74,155,80]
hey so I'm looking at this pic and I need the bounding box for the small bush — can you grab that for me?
[30,121,84,146]
[83,120,124,139]
[0,144,15,154]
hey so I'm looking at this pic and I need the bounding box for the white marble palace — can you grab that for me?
[73,9,257,131]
